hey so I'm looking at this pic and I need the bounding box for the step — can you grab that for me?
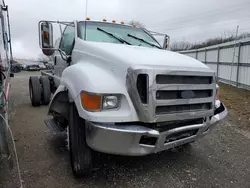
[44,119,64,135]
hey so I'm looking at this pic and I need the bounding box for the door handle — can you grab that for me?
[54,57,57,65]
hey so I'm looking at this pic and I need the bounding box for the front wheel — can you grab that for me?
[40,76,51,105]
[29,76,41,106]
[68,103,93,177]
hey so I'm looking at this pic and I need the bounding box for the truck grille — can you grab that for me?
[127,67,216,123]
[156,75,212,84]
[136,74,148,104]
[155,103,212,115]
[156,90,213,100]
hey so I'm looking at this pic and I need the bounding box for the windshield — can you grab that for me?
[78,21,162,49]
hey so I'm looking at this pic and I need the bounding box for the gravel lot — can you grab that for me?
[1,71,250,188]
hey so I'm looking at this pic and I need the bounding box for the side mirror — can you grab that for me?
[163,36,169,50]
[147,30,170,50]
[39,21,55,56]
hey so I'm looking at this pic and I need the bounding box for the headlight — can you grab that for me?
[102,95,119,109]
[216,85,220,100]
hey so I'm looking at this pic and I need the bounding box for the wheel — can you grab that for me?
[13,67,18,73]
[29,76,41,106]
[179,141,194,149]
[40,76,51,105]
[68,103,93,177]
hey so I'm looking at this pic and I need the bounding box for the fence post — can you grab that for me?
[216,47,220,81]
[204,48,207,64]
[236,42,241,88]
[195,50,198,59]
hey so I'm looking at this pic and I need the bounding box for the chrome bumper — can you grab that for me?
[85,101,227,156]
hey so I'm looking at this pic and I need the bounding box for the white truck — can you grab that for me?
[29,19,227,176]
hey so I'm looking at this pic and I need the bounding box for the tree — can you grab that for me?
[37,53,49,62]
[171,31,250,51]
[170,41,192,51]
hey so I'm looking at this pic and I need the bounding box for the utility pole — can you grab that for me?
[230,25,239,86]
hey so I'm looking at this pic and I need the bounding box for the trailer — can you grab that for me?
[0,0,14,165]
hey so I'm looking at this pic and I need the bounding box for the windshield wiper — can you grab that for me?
[97,27,131,45]
[127,34,161,49]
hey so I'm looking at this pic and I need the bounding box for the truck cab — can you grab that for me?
[29,19,227,176]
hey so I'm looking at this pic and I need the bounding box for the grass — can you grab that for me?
[219,83,250,130]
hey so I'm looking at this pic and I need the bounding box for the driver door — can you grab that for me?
[54,25,75,77]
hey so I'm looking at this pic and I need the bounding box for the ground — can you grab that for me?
[1,71,250,188]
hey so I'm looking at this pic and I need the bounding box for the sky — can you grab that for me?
[6,0,250,59]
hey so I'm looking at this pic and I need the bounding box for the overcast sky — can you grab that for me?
[6,0,250,59]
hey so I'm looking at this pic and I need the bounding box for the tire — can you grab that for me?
[13,67,18,73]
[40,76,51,105]
[181,141,194,147]
[29,76,41,106]
[68,103,93,177]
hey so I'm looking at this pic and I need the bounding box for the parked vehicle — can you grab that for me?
[45,63,53,70]
[26,64,40,71]
[10,60,22,73]
[38,63,47,70]
[29,19,227,176]
[20,63,27,70]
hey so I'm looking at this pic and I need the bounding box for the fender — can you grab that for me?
[49,62,139,123]
[48,85,69,117]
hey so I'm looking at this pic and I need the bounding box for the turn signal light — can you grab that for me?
[81,92,101,111]
[216,88,220,100]
[43,32,49,39]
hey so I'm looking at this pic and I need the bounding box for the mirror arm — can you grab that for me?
[58,49,71,66]
[58,49,68,61]
[67,56,72,66]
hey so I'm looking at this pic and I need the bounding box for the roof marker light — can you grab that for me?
[86,17,90,20]
[120,21,124,24]
[103,18,107,22]
[112,20,116,23]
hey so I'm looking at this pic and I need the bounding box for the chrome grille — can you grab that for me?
[155,103,212,115]
[156,75,212,84]
[156,90,213,100]
[126,66,216,123]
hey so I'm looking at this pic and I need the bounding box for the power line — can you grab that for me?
[148,2,250,28]
[171,28,250,42]
[171,28,242,41]
[148,1,250,28]
[155,19,250,33]
[151,22,250,43]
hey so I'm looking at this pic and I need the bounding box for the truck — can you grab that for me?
[0,0,14,165]
[29,19,227,176]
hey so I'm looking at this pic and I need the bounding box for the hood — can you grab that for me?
[74,39,211,73]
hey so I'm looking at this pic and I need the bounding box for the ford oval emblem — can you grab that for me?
[181,90,195,99]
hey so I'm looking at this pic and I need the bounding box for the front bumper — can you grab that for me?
[85,101,227,156]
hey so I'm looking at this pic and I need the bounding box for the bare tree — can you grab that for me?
[170,41,192,51]
[37,53,49,62]
[171,31,250,51]
[129,20,145,28]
